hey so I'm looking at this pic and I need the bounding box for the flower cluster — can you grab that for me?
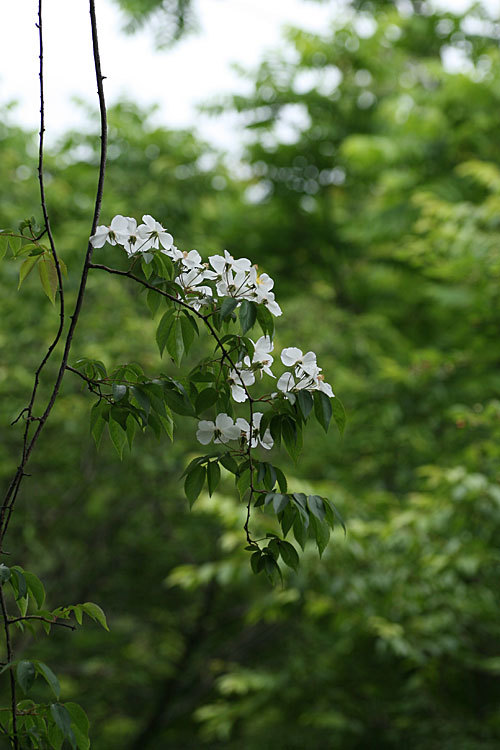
[196,412,273,450]
[277,348,334,398]
[91,215,282,317]
[91,213,335,457]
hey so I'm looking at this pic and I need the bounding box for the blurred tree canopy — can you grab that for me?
[2,1,500,747]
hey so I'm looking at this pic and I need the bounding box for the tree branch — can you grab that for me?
[0,0,108,544]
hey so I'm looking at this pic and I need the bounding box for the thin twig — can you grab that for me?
[0,590,17,749]
[8,616,76,631]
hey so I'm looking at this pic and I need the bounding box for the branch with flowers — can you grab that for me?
[81,213,346,582]
[0,0,346,744]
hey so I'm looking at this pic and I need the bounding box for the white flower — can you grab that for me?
[90,215,134,248]
[277,372,296,393]
[236,413,273,450]
[209,250,252,276]
[311,372,335,398]
[116,217,154,256]
[180,249,203,271]
[196,413,241,445]
[228,366,255,402]
[215,269,251,299]
[281,347,318,374]
[137,215,174,251]
[248,336,275,378]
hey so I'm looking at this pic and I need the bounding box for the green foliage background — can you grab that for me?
[2,1,500,746]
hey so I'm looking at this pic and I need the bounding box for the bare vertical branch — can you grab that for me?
[0,590,17,750]
[0,0,108,542]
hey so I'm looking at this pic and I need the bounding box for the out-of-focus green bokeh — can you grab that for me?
[2,1,500,747]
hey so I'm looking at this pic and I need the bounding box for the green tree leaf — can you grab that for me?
[24,571,45,609]
[18,255,40,289]
[332,396,346,435]
[38,255,59,304]
[82,602,109,631]
[50,704,76,750]
[17,660,36,694]
[156,309,175,356]
[239,299,257,333]
[313,391,333,433]
[184,464,206,507]
[220,297,239,320]
[65,702,90,750]
[35,661,61,699]
[206,461,221,496]
[279,540,299,571]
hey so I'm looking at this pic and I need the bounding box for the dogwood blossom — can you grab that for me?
[281,347,318,374]
[90,215,135,248]
[236,412,274,450]
[228,366,255,402]
[196,413,241,445]
[208,250,252,275]
[137,215,174,251]
[243,336,275,378]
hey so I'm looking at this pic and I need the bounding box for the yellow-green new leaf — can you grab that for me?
[18,255,41,289]
[38,255,59,304]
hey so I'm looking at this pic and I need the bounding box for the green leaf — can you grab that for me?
[17,660,36,694]
[147,287,161,317]
[239,300,257,334]
[82,602,109,631]
[195,387,218,414]
[0,564,10,584]
[35,662,60,699]
[65,703,90,750]
[324,498,346,535]
[279,540,299,571]
[130,385,151,415]
[112,384,127,402]
[108,418,127,459]
[180,314,196,354]
[184,465,206,507]
[24,571,45,609]
[250,551,263,574]
[50,704,76,749]
[263,554,282,585]
[282,417,301,462]
[156,309,175,356]
[273,493,289,514]
[332,396,346,436]
[297,390,313,420]
[310,515,330,558]
[0,233,9,260]
[18,255,40,289]
[219,453,239,475]
[90,402,106,449]
[280,503,295,538]
[293,514,308,551]
[256,303,274,338]
[166,317,184,365]
[237,469,252,498]
[10,567,27,600]
[308,494,326,522]
[275,466,288,493]
[206,461,221,496]
[38,255,59,304]
[313,390,333,433]
[220,297,238,320]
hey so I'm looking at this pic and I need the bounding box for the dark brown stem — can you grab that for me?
[8,616,76,631]
[0,590,17,749]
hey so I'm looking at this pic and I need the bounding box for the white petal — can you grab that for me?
[281,347,302,367]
